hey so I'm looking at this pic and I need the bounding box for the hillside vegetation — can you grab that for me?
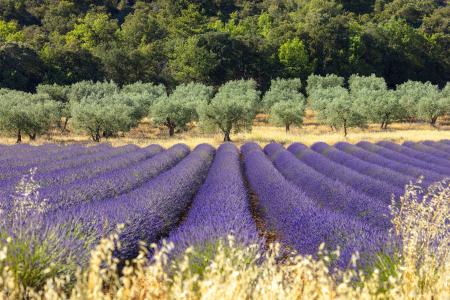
[0,0,449,92]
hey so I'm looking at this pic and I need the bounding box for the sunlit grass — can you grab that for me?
[0,112,449,148]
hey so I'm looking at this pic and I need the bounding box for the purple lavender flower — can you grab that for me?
[288,143,403,202]
[167,143,261,254]
[311,142,411,192]
[0,144,113,180]
[423,140,450,153]
[265,143,390,229]
[377,141,450,170]
[52,144,215,259]
[403,141,450,160]
[242,142,387,268]
[334,142,442,185]
[0,145,163,200]
[28,144,189,212]
[356,141,450,176]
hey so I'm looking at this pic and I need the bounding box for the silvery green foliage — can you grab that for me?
[121,81,166,96]
[71,93,135,141]
[198,79,260,141]
[151,82,213,136]
[416,82,449,126]
[306,74,344,97]
[121,81,167,118]
[262,78,304,110]
[349,74,386,92]
[396,80,435,121]
[36,83,71,130]
[270,100,305,132]
[309,86,347,124]
[325,91,367,135]
[0,90,60,141]
[36,84,70,103]
[0,88,11,95]
[311,86,366,136]
[68,80,119,103]
[350,75,402,128]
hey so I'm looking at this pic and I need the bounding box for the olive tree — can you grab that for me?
[306,74,344,97]
[309,86,344,128]
[262,78,303,110]
[350,75,402,129]
[151,83,213,137]
[71,94,135,142]
[396,81,436,122]
[68,81,119,102]
[311,86,366,136]
[198,80,260,142]
[0,90,59,143]
[36,83,71,132]
[417,83,450,126]
[121,82,167,119]
[326,92,367,136]
[270,100,305,132]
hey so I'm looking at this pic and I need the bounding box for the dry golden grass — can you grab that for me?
[0,112,449,148]
[5,124,446,149]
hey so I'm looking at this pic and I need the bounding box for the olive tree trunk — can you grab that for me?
[16,129,22,144]
[343,119,348,137]
[285,123,291,132]
[223,131,231,142]
[164,117,176,137]
[28,132,36,141]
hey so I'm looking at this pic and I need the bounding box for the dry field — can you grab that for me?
[1,111,449,148]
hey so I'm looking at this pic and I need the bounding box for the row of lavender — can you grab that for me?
[0,140,449,269]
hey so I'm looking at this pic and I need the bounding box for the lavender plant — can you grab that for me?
[0,145,163,200]
[311,142,415,190]
[167,143,260,256]
[0,169,97,290]
[54,144,215,259]
[335,142,443,185]
[377,141,450,170]
[357,141,450,176]
[265,143,391,229]
[422,140,450,153]
[403,141,450,160]
[37,144,189,212]
[288,142,403,202]
[242,142,388,268]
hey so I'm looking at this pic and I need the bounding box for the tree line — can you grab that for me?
[0,74,448,143]
[0,0,449,93]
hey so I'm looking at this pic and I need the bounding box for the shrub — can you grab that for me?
[121,81,167,120]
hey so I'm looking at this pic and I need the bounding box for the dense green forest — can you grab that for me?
[0,0,449,92]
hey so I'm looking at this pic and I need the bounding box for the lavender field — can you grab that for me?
[0,140,449,292]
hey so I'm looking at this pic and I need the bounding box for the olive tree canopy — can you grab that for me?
[198,79,260,141]
[151,82,213,136]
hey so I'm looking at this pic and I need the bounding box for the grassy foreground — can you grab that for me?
[0,179,448,300]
